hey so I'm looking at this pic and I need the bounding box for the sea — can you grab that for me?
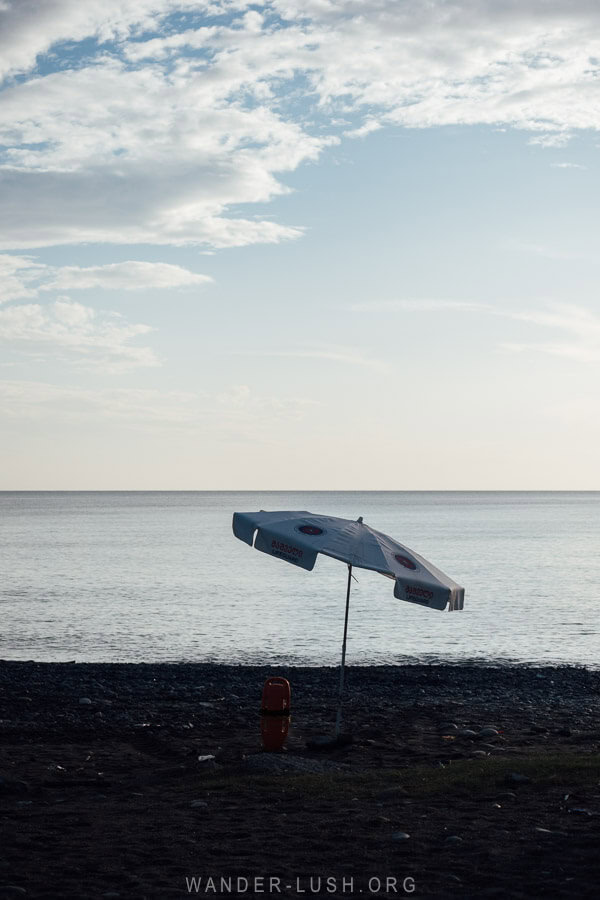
[0,492,598,668]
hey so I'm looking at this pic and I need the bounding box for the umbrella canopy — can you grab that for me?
[233,509,464,612]
[233,509,465,735]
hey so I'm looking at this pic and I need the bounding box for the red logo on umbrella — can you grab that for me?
[297,524,324,536]
[395,554,416,570]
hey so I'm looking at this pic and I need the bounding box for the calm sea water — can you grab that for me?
[0,492,598,667]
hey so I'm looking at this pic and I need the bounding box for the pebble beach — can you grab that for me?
[1,661,600,898]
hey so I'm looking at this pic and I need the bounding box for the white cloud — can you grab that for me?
[344,119,382,139]
[550,162,587,169]
[528,132,573,148]
[0,0,210,81]
[0,299,160,372]
[0,254,211,302]
[0,253,45,302]
[45,260,213,291]
[1,2,600,251]
[0,53,324,249]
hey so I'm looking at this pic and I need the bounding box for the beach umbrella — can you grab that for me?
[232,510,464,735]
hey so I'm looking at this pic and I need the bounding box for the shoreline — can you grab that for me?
[2,655,599,669]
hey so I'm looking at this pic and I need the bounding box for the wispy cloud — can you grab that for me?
[350,299,487,313]
[266,344,392,373]
[0,379,318,437]
[0,299,160,372]
[501,340,600,363]
[352,297,600,365]
[0,253,46,303]
[550,162,587,169]
[44,261,213,292]
[0,254,212,304]
[528,132,573,148]
[0,380,196,425]
[501,304,600,363]
[343,119,382,139]
[504,241,591,262]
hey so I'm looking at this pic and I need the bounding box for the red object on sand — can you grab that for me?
[260,677,291,751]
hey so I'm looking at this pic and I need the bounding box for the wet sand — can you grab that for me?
[1,661,599,899]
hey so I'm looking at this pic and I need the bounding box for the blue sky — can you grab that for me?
[0,1,599,488]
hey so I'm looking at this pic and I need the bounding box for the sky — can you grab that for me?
[0,0,599,490]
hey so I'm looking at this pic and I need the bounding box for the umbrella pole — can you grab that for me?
[335,563,352,737]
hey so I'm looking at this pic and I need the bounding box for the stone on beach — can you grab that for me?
[479,727,500,738]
